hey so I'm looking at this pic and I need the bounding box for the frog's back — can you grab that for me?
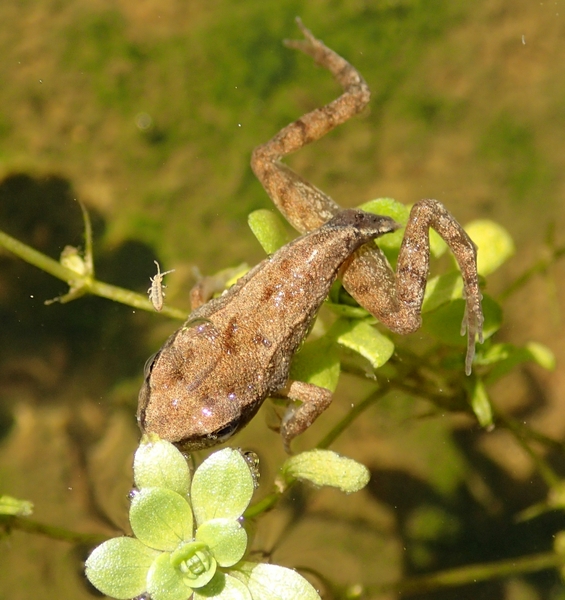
[138,209,399,449]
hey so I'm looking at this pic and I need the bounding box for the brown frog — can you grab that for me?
[137,21,483,452]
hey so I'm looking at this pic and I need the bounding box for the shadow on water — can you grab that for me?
[368,427,565,599]
[0,173,165,439]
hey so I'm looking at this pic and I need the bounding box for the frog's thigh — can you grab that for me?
[278,379,332,452]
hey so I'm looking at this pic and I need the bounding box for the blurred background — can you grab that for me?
[0,1,564,598]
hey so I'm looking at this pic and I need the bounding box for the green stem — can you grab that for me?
[1,515,110,546]
[316,386,389,449]
[89,279,187,320]
[377,551,561,595]
[498,244,565,301]
[503,415,565,453]
[499,414,560,488]
[0,227,187,320]
[244,492,281,518]
[0,229,79,282]
[247,387,392,517]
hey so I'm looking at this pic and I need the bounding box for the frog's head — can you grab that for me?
[137,345,261,451]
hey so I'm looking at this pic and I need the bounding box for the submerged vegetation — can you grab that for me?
[1,192,563,598]
[1,1,565,598]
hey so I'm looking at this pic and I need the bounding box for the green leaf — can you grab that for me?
[224,266,250,289]
[248,209,292,255]
[526,342,556,370]
[423,295,502,348]
[465,219,515,276]
[191,449,254,526]
[147,551,196,600]
[85,537,159,599]
[359,198,446,258]
[134,434,191,496]
[429,229,448,259]
[194,571,252,600]
[0,495,33,516]
[324,301,370,319]
[330,318,394,369]
[359,198,409,252]
[481,342,556,383]
[477,342,513,366]
[130,488,193,551]
[466,378,494,428]
[555,531,565,560]
[289,335,340,392]
[282,449,370,493]
[196,519,247,567]
[231,562,321,600]
[422,271,464,314]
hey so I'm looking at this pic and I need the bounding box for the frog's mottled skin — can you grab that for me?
[138,210,398,451]
[138,22,483,452]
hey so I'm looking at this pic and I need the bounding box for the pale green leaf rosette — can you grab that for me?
[196,519,248,567]
[231,562,321,600]
[191,448,255,525]
[134,433,191,495]
[85,537,160,599]
[193,571,252,600]
[130,487,193,551]
[282,449,370,493]
[146,542,218,600]
[147,551,198,600]
[88,441,325,600]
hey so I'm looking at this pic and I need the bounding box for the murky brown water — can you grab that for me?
[1,2,564,598]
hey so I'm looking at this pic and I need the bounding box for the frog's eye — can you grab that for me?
[143,352,160,379]
[215,420,240,443]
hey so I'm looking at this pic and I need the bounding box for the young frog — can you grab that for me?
[138,21,483,452]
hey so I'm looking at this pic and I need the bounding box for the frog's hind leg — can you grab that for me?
[275,379,333,453]
[251,18,370,233]
[252,21,484,374]
[341,199,484,375]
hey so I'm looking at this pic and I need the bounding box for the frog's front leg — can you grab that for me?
[251,20,483,374]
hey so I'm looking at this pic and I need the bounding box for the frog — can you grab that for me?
[137,20,483,453]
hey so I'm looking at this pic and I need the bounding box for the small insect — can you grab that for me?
[148,260,175,312]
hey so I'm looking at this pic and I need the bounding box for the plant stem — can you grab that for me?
[499,414,561,488]
[1,515,110,546]
[0,229,78,282]
[0,227,187,320]
[244,492,281,518]
[316,387,389,449]
[376,551,561,595]
[89,279,187,320]
[498,244,565,301]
